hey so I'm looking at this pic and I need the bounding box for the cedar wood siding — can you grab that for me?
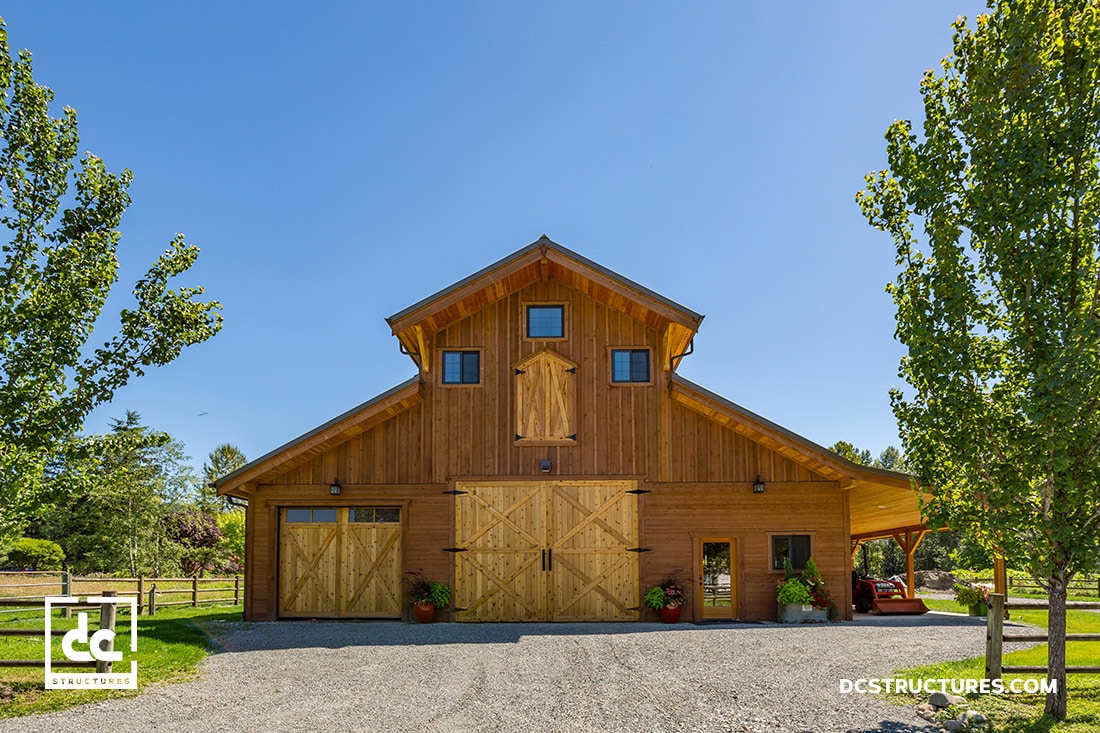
[237,272,855,621]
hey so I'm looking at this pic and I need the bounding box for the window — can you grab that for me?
[285,508,338,523]
[350,507,401,523]
[442,351,480,384]
[771,534,811,570]
[611,349,650,383]
[526,305,564,339]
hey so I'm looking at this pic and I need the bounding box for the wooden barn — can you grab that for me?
[216,237,927,622]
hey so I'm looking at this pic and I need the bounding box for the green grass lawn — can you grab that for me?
[897,597,1100,731]
[0,603,244,718]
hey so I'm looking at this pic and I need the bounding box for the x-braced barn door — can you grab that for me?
[453,481,638,622]
[279,507,403,618]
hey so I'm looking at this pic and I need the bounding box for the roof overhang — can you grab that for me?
[386,236,704,373]
[668,374,929,538]
[214,377,422,497]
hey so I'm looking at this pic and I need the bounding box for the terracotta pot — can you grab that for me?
[412,602,436,623]
[659,605,681,623]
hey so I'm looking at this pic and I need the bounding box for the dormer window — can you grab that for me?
[525,304,565,339]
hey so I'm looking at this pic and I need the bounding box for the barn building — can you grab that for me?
[216,237,926,622]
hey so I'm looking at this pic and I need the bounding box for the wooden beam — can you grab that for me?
[415,326,430,374]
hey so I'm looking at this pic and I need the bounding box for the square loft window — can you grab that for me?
[611,349,650,383]
[771,534,812,571]
[442,351,480,384]
[526,305,564,339]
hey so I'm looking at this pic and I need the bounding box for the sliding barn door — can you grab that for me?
[454,481,638,622]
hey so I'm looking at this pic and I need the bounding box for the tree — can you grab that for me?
[857,1,1100,717]
[199,443,247,512]
[6,537,64,570]
[0,18,222,542]
[165,508,223,576]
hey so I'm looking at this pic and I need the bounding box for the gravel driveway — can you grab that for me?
[5,613,994,733]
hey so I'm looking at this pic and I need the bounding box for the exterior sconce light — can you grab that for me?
[752,476,765,494]
[330,478,342,496]
[540,459,552,473]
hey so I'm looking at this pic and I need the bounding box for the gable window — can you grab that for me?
[611,349,650,383]
[771,534,811,570]
[442,351,480,384]
[526,305,564,339]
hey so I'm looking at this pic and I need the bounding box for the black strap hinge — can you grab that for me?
[567,434,577,441]
[627,606,644,612]
[565,367,577,374]
[514,368,525,375]
[627,547,653,553]
[626,489,651,494]
[442,547,467,553]
[444,489,468,495]
[515,433,524,441]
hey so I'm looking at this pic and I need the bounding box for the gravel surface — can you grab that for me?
[4,612,1001,733]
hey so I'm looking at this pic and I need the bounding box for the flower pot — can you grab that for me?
[968,602,988,617]
[412,602,436,623]
[659,605,681,623]
[777,602,827,623]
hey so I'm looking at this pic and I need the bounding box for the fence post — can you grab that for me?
[985,593,1004,680]
[137,577,144,615]
[60,572,72,619]
[148,583,157,617]
[192,576,199,608]
[95,590,117,675]
[234,576,241,606]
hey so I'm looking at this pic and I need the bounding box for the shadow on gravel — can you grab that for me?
[201,613,983,654]
[847,723,934,732]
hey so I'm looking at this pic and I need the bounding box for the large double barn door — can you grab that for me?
[279,507,403,618]
[454,481,639,622]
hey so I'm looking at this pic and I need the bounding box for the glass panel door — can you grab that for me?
[699,539,737,619]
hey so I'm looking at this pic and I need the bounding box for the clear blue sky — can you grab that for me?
[5,2,985,473]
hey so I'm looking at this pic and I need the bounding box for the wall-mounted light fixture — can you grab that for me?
[540,459,552,473]
[330,478,342,496]
[752,476,766,494]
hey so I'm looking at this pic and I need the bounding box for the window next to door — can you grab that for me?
[771,534,811,570]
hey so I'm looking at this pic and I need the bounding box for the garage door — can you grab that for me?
[454,481,638,622]
[279,507,403,618]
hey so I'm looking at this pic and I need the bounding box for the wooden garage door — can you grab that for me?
[279,507,402,618]
[454,481,638,622]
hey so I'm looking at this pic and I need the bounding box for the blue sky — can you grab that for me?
[5,2,985,472]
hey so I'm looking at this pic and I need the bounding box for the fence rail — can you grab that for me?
[0,592,119,671]
[984,593,1100,678]
[968,575,1100,597]
[0,572,241,616]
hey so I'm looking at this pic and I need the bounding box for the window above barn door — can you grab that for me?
[514,349,577,444]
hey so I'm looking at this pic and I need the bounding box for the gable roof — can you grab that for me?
[214,377,422,497]
[669,374,927,538]
[386,235,704,373]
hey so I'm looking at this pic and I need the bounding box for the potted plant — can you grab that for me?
[406,570,451,623]
[776,557,833,622]
[643,573,686,623]
[953,582,989,616]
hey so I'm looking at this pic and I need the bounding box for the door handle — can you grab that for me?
[541,549,546,571]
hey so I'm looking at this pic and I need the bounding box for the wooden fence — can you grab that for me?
[0,572,241,616]
[970,575,1100,597]
[984,593,1100,678]
[0,591,119,671]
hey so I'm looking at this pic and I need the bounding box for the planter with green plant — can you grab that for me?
[953,583,989,616]
[406,570,451,623]
[776,557,834,622]
[643,573,686,623]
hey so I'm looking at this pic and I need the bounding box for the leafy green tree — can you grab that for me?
[216,509,245,573]
[199,443,247,512]
[0,18,222,542]
[829,441,873,467]
[857,1,1100,716]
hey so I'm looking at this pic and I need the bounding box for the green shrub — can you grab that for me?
[776,577,814,605]
[6,537,65,570]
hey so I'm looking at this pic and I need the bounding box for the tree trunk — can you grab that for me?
[1044,570,1068,719]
